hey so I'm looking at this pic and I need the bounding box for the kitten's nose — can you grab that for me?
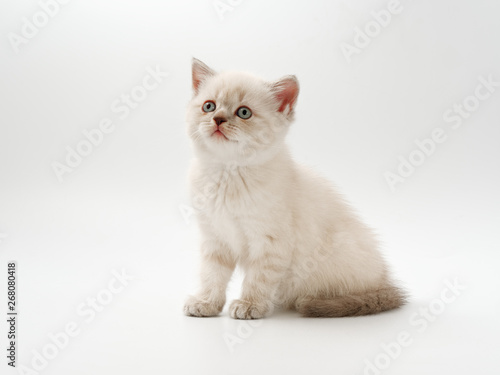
[213,116,227,126]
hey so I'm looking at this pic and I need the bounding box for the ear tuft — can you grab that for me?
[192,58,215,94]
[272,75,299,113]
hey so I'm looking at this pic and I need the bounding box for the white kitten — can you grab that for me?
[184,58,406,319]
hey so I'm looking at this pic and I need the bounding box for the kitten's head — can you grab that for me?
[186,58,299,165]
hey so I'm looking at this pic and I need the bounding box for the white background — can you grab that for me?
[1,0,499,374]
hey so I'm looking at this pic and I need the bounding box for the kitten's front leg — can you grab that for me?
[184,239,236,317]
[230,244,288,320]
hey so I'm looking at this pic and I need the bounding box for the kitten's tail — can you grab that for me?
[297,285,407,317]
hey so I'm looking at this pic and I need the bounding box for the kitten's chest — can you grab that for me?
[192,166,266,216]
[191,165,272,251]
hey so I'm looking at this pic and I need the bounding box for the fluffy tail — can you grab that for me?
[297,286,407,317]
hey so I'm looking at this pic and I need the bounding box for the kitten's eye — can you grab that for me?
[236,106,252,119]
[202,101,216,112]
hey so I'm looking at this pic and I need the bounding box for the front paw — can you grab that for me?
[183,295,224,317]
[229,299,269,320]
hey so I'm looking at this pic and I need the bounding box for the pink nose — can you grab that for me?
[213,116,227,126]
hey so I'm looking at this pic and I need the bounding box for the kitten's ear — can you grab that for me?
[192,58,215,94]
[271,75,299,114]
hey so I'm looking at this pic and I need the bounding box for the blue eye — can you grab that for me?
[202,101,216,112]
[236,106,252,119]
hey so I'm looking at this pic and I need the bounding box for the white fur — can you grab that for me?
[184,60,393,319]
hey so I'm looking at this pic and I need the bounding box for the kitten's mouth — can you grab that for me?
[212,129,229,141]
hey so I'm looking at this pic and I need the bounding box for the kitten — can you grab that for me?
[183,58,406,319]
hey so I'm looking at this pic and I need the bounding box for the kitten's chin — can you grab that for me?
[195,134,239,159]
[195,139,284,168]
